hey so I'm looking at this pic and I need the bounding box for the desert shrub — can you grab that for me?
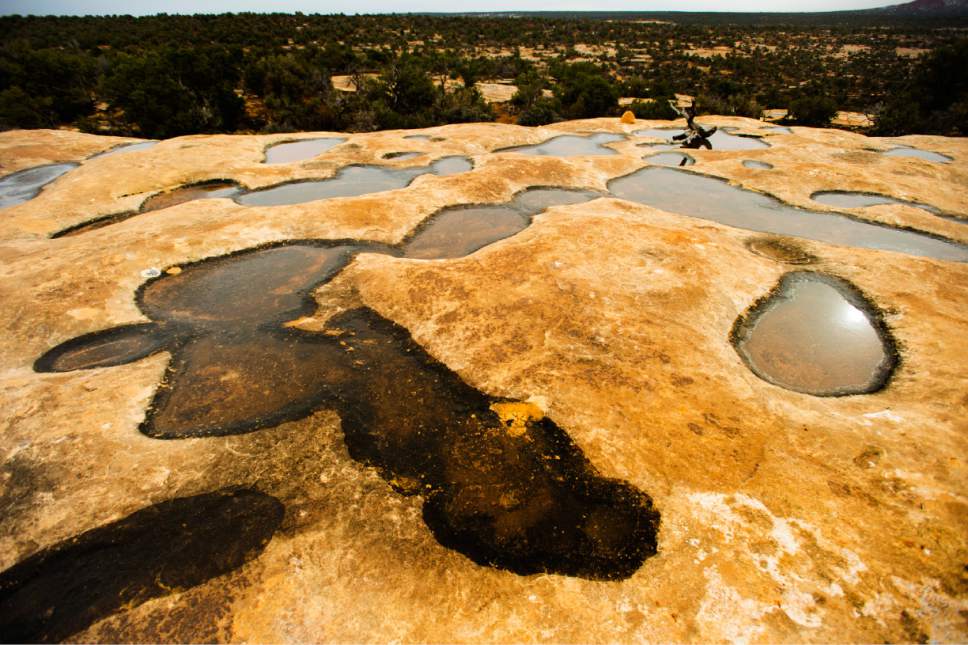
[788,94,838,126]
[552,62,619,119]
[102,46,243,138]
[874,39,968,136]
[629,97,678,119]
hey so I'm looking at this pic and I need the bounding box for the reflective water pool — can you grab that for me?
[644,152,695,167]
[0,163,78,208]
[236,156,473,207]
[811,190,942,215]
[499,133,625,156]
[882,147,952,163]
[403,188,600,259]
[633,127,770,150]
[263,137,346,164]
[607,167,968,262]
[732,272,896,396]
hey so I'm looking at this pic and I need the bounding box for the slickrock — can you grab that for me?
[0,118,965,643]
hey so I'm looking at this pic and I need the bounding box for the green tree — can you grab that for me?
[103,46,243,138]
[788,94,837,127]
[552,62,619,119]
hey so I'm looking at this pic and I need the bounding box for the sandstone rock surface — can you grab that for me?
[0,118,966,643]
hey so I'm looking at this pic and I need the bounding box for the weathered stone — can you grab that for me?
[0,118,966,643]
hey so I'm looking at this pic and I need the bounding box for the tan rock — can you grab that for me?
[0,119,965,643]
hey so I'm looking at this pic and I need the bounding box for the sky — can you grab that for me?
[1,0,898,16]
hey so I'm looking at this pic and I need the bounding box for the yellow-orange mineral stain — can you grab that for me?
[489,401,544,437]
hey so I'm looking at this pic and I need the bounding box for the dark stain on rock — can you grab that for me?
[853,445,884,469]
[900,609,930,643]
[0,488,284,644]
[34,186,657,581]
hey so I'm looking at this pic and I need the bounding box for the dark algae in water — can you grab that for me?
[0,488,284,643]
[731,272,898,396]
[34,187,657,581]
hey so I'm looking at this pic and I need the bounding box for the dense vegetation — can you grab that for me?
[0,13,965,137]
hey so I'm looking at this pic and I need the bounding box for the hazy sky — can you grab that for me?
[2,0,896,16]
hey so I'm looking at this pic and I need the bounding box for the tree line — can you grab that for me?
[0,13,964,137]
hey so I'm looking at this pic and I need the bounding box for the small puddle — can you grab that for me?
[634,127,769,150]
[34,184,653,580]
[708,129,770,150]
[52,181,244,238]
[883,147,952,163]
[263,137,346,164]
[499,133,624,156]
[403,188,599,259]
[0,488,283,643]
[404,134,432,141]
[731,272,897,396]
[810,190,943,216]
[607,167,968,262]
[89,141,159,159]
[236,156,472,207]
[763,126,793,134]
[743,160,773,170]
[0,163,78,208]
[645,152,695,167]
[141,181,243,212]
[634,128,684,139]
[403,206,530,259]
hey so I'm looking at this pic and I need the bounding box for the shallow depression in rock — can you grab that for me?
[236,156,472,207]
[499,133,624,156]
[263,137,346,164]
[810,190,942,215]
[0,163,78,209]
[51,180,245,237]
[743,160,773,170]
[645,152,695,167]
[607,167,968,262]
[882,147,952,163]
[88,141,159,159]
[141,181,243,212]
[707,129,770,150]
[633,127,770,150]
[731,272,896,396]
[403,187,599,259]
